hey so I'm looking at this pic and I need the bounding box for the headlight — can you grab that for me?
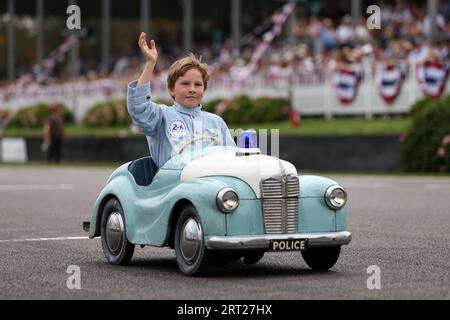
[216,188,239,213]
[325,185,347,209]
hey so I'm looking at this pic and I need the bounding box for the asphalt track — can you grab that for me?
[0,166,449,300]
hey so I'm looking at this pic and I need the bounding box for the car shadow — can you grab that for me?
[208,264,339,279]
[123,257,340,279]
[128,257,180,273]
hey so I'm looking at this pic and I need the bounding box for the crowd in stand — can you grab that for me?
[1,0,449,93]
[210,0,450,83]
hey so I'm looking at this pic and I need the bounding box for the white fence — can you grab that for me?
[0,79,127,122]
[291,64,450,118]
[1,66,449,122]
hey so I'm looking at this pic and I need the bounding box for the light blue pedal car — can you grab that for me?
[83,132,351,276]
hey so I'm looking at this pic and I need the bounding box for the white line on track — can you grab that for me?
[0,236,92,243]
[339,182,388,188]
[0,184,74,191]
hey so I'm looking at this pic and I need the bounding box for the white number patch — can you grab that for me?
[169,120,187,138]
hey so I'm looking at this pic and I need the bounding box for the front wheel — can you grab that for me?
[301,246,341,271]
[174,205,213,276]
[100,198,135,265]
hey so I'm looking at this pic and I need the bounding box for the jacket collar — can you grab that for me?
[173,101,202,115]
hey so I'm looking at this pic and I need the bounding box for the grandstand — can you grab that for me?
[1,0,449,119]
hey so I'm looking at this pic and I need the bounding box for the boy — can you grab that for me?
[127,32,235,168]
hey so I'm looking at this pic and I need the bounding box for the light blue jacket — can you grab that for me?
[127,80,235,168]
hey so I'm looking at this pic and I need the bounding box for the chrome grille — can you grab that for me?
[260,177,283,198]
[260,175,299,234]
[285,175,300,197]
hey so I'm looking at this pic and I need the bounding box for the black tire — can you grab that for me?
[100,198,135,265]
[174,205,213,276]
[301,246,341,271]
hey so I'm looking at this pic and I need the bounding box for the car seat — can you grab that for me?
[128,156,158,186]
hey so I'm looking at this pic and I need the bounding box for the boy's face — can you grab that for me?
[169,68,205,108]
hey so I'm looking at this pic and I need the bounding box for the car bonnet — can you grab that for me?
[179,152,297,198]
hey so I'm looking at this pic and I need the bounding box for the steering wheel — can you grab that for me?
[177,135,222,155]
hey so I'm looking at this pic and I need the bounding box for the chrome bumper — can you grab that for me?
[205,231,351,250]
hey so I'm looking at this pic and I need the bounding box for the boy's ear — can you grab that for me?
[168,87,175,98]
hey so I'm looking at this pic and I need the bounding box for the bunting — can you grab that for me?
[14,36,79,88]
[417,60,449,98]
[332,67,362,105]
[230,2,296,89]
[374,61,407,104]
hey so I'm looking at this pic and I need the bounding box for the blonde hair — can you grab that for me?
[167,53,210,92]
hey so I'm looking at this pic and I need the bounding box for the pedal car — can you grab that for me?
[83,131,351,276]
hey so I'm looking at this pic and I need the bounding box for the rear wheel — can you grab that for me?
[301,246,341,271]
[100,198,135,265]
[174,205,213,276]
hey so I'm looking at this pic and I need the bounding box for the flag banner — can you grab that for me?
[332,67,362,105]
[417,60,450,98]
[11,36,79,89]
[230,2,296,90]
[210,2,295,75]
[374,61,407,104]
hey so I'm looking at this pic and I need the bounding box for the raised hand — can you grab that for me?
[138,32,158,65]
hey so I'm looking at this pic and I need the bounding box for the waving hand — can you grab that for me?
[138,32,158,65]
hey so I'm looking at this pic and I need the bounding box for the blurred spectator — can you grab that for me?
[43,104,65,164]
[422,12,448,36]
[336,15,355,46]
[441,0,450,22]
[320,18,337,52]
[355,16,372,44]
[1,0,449,97]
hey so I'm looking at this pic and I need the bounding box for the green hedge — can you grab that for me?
[0,109,9,123]
[83,98,174,127]
[220,95,289,124]
[82,96,290,127]
[400,95,450,172]
[202,98,223,113]
[7,103,73,128]
[409,96,435,120]
[83,99,131,127]
[153,98,173,106]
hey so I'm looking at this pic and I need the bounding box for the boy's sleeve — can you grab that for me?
[127,80,164,137]
[219,117,236,147]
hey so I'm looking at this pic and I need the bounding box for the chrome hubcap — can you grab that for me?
[180,218,202,263]
[106,211,124,255]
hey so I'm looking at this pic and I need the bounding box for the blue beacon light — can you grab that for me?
[237,130,260,156]
[240,131,257,148]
